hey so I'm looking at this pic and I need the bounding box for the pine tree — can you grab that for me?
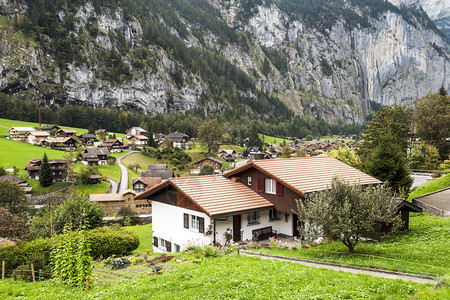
[438,84,448,96]
[39,153,53,187]
[147,132,158,148]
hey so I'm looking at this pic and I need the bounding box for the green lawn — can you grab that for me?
[251,214,450,277]
[407,173,450,201]
[124,224,153,254]
[0,254,436,299]
[219,144,246,153]
[259,133,293,145]
[27,179,72,196]
[68,181,111,195]
[0,138,67,176]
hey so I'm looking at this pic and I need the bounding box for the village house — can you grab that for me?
[132,177,162,193]
[26,131,50,145]
[25,158,69,182]
[89,190,151,216]
[191,157,224,174]
[58,128,78,137]
[8,127,36,141]
[126,127,148,138]
[166,132,190,149]
[81,148,110,166]
[141,168,174,181]
[41,137,78,150]
[100,139,125,153]
[218,150,236,163]
[128,135,148,147]
[79,133,98,144]
[136,157,417,253]
[41,125,61,133]
[87,174,102,185]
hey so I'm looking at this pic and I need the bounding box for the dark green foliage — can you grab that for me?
[439,84,448,96]
[147,132,158,148]
[199,164,215,176]
[0,180,28,214]
[39,153,53,187]
[363,142,413,193]
[104,257,130,269]
[0,238,52,271]
[0,167,6,176]
[319,57,333,77]
[261,57,270,77]
[261,46,288,75]
[89,227,139,259]
[142,146,192,170]
[74,165,100,185]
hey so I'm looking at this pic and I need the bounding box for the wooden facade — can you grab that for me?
[89,190,152,216]
[193,157,223,170]
[25,158,69,182]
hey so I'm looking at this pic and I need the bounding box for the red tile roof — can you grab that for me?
[135,175,273,217]
[224,156,381,195]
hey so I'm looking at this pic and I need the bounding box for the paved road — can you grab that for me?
[116,151,138,193]
[241,251,438,285]
[411,174,433,189]
[107,178,119,194]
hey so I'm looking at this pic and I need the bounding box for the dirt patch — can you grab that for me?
[149,256,175,264]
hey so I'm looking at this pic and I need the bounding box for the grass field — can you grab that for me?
[407,174,450,201]
[124,224,153,254]
[0,138,67,176]
[251,214,450,277]
[0,254,435,299]
[259,134,293,145]
[0,118,126,138]
[27,179,72,196]
[69,181,111,194]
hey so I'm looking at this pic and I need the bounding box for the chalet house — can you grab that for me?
[128,135,148,146]
[135,157,415,253]
[126,127,148,138]
[8,127,36,141]
[218,150,236,163]
[25,158,69,182]
[0,175,33,194]
[191,157,224,174]
[89,190,151,216]
[41,137,78,150]
[26,131,50,145]
[132,177,162,193]
[41,125,61,133]
[167,132,190,149]
[88,175,102,185]
[81,148,110,166]
[100,139,124,153]
[58,128,78,137]
[79,133,98,144]
[148,164,167,170]
[141,169,174,181]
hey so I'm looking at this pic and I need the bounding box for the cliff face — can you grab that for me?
[0,0,448,123]
[418,0,450,40]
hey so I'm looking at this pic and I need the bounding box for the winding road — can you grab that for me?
[116,151,138,193]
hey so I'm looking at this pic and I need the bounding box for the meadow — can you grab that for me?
[407,173,450,200]
[251,214,450,277]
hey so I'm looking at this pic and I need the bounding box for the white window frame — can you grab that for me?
[247,176,252,186]
[191,215,200,230]
[264,178,277,195]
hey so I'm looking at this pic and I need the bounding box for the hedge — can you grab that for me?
[0,227,140,270]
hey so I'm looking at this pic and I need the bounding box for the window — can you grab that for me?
[191,215,199,230]
[247,212,259,224]
[264,178,277,194]
[160,238,166,248]
[183,213,205,233]
[175,244,181,252]
[269,209,280,220]
[247,176,252,186]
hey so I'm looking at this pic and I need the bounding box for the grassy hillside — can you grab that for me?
[260,133,293,145]
[0,138,67,176]
[407,174,450,201]
[252,214,450,276]
[124,224,153,254]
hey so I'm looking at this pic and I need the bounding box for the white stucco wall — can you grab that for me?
[152,201,211,253]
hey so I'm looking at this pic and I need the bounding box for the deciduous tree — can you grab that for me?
[0,207,28,241]
[296,178,402,253]
[0,180,28,214]
[412,93,450,159]
[199,164,215,175]
[198,119,223,153]
[329,146,361,169]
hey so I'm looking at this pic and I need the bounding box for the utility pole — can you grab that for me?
[35,105,47,129]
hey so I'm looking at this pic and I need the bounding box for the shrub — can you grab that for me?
[203,245,221,257]
[89,227,139,259]
[0,238,51,271]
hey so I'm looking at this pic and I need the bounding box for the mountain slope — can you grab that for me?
[0,0,448,124]
[418,0,450,41]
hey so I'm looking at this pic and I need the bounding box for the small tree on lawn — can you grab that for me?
[0,207,28,241]
[281,145,292,158]
[0,180,29,214]
[199,164,215,175]
[198,119,223,153]
[39,153,53,187]
[296,178,402,253]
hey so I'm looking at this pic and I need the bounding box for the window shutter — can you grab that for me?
[153,236,158,247]
[276,182,284,196]
[166,241,172,252]
[257,178,264,192]
[199,217,205,233]
[184,213,189,229]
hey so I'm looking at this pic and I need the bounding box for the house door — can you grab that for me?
[293,213,300,237]
[233,215,241,242]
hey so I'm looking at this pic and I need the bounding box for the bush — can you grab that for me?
[0,238,51,271]
[89,227,139,259]
[203,245,221,257]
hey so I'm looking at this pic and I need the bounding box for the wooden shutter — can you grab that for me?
[276,182,284,196]
[199,217,205,233]
[184,213,189,229]
[257,178,264,192]
[153,236,158,247]
[166,241,172,252]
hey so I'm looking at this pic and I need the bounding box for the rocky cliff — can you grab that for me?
[418,0,450,41]
[0,0,448,124]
